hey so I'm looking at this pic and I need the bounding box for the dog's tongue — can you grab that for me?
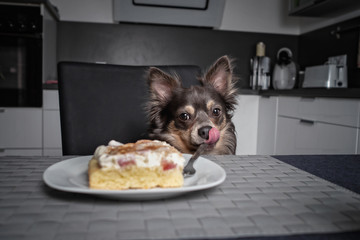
[205,127,220,145]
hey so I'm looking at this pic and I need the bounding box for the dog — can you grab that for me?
[146,55,238,155]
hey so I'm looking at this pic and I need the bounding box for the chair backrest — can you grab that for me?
[58,62,201,155]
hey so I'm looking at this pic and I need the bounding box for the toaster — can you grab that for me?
[302,64,347,88]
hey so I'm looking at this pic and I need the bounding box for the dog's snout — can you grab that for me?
[198,126,212,140]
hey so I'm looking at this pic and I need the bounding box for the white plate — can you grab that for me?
[43,154,226,200]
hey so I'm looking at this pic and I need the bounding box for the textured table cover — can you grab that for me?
[0,155,360,240]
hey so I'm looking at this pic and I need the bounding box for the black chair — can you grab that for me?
[58,62,201,155]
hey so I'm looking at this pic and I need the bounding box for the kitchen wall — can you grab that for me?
[53,0,360,88]
[299,16,360,88]
[51,0,301,34]
[50,0,360,35]
[57,22,298,89]
[54,0,299,89]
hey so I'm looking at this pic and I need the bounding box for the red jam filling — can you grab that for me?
[161,160,177,171]
[117,159,135,167]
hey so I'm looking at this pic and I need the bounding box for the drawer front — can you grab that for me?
[276,116,357,154]
[276,116,319,154]
[278,97,359,127]
[317,122,357,153]
[0,108,42,148]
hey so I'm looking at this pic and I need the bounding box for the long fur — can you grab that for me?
[146,55,238,155]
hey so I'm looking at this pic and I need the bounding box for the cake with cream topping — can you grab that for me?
[88,139,185,190]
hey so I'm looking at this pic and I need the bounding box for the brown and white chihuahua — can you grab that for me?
[146,56,238,155]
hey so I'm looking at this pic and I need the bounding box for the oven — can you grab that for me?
[0,4,43,107]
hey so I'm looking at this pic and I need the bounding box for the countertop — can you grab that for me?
[45,84,360,98]
[239,88,360,99]
[1,154,359,240]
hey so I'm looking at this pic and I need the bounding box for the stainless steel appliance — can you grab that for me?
[0,4,43,107]
[303,55,348,88]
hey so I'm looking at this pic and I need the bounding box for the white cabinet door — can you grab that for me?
[233,95,261,155]
[43,90,59,110]
[276,116,318,154]
[317,122,357,154]
[233,95,277,155]
[0,108,42,149]
[257,96,277,154]
[43,90,62,156]
[276,116,357,154]
[43,110,62,148]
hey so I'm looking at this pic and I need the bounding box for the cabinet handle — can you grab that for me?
[0,109,4,113]
[300,119,315,125]
[0,149,4,153]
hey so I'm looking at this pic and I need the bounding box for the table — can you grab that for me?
[1,155,360,240]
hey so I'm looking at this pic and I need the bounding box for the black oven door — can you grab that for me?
[0,34,42,107]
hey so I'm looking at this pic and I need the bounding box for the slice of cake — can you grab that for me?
[88,139,185,190]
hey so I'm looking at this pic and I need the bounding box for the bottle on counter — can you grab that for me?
[250,42,271,90]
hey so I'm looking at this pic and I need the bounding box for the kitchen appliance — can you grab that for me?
[303,55,347,88]
[272,47,297,90]
[250,42,271,90]
[0,4,43,107]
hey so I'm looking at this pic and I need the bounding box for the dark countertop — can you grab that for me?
[45,83,360,99]
[43,82,58,90]
[239,88,360,99]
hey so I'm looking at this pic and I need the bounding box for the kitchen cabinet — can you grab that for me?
[234,95,360,155]
[0,91,62,156]
[288,0,360,17]
[275,116,357,154]
[277,97,359,127]
[0,108,42,156]
[233,95,277,155]
[43,90,62,156]
[275,96,359,154]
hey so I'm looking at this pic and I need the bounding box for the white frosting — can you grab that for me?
[94,140,185,170]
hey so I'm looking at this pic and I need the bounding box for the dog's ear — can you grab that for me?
[147,67,180,104]
[202,56,236,95]
[202,56,238,109]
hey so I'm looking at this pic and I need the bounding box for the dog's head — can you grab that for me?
[147,56,238,154]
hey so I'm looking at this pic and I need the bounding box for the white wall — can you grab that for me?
[219,0,300,35]
[50,0,113,24]
[50,0,360,35]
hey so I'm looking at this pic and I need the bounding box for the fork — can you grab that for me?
[183,144,208,177]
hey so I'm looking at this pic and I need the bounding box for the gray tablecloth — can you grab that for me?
[1,155,360,240]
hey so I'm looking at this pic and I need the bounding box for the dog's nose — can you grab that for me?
[198,126,212,140]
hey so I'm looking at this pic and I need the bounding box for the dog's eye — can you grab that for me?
[212,108,221,117]
[179,113,190,121]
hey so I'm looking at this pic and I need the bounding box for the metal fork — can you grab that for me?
[183,144,208,177]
